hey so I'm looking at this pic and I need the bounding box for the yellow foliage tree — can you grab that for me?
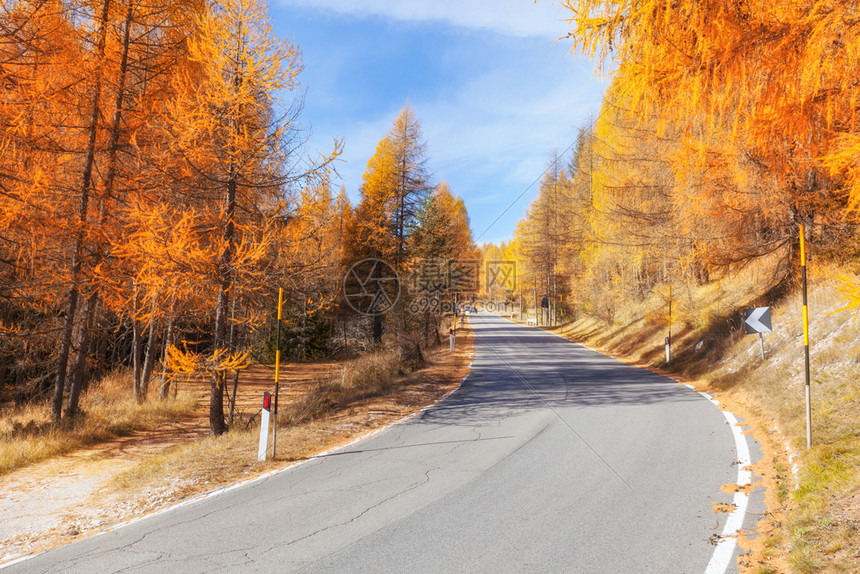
[562,0,860,242]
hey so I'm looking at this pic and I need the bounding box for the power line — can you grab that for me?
[475,83,634,242]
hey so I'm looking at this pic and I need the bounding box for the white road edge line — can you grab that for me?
[704,409,752,574]
[499,313,753,574]
[0,364,473,570]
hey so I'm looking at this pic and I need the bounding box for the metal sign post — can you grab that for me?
[800,225,812,448]
[257,392,272,462]
[743,306,772,360]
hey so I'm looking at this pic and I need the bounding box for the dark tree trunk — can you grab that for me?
[227,370,240,427]
[210,279,230,433]
[132,319,143,402]
[158,311,175,400]
[209,272,233,435]
[139,293,159,402]
[140,316,158,402]
[209,173,236,436]
[372,314,383,344]
[66,292,97,419]
[54,288,80,421]
[52,0,112,423]
[14,366,26,407]
[93,322,108,386]
[226,302,240,427]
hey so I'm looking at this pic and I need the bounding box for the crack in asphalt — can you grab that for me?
[269,463,441,561]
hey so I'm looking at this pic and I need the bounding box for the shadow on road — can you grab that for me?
[422,314,700,426]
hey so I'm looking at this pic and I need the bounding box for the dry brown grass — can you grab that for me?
[280,342,412,425]
[0,370,197,476]
[553,259,860,573]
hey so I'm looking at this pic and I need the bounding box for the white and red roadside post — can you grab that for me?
[449,327,455,353]
[258,392,272,462]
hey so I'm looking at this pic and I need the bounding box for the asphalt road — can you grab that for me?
[5,312,762,573]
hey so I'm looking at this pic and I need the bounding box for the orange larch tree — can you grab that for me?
[160,0,338,435]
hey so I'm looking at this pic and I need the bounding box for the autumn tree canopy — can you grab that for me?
[563,0,860,243]
[494,0,859,329]
[1,6,472,436]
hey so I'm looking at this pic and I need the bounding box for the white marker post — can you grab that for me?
[257,392,272,462]
[449,328,455,353]
[664,284,672,364]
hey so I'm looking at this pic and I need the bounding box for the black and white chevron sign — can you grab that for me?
[743,307,772,334]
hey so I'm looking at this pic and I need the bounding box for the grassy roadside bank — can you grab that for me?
[543,262,859,573]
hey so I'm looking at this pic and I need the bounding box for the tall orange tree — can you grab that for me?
[0,1,81,404]
[161,0,337,435]
[410,183,477,262]
[344,105,433,343]
[409,182,479,341]
[0,0,149,420]
[46,0,201,421]
[347,105,433,266]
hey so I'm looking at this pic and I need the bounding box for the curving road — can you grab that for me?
[4,312,762,573]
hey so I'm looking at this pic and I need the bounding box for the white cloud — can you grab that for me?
[276,0,570,39]
[305,52,607,239]
[420,58,604,174]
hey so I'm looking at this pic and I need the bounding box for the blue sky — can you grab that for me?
[269,0,609,245]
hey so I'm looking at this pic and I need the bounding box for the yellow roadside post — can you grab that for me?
[272,287,283,459]
[800,226,811,448]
